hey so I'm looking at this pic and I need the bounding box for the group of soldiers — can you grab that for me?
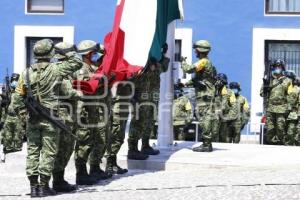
[261,59,300,146]
[0,37,252,198]
[0,38,170,198]
[174,40,250,146]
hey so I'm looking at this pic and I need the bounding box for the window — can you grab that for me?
[174,39,182,62]
[266,0,300,14]
[265,40,300,76]
[26,37,63,66]
[27,0,64,14]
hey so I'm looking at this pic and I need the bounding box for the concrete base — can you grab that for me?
[117,140,300,171]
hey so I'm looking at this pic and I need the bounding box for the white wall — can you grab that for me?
[175,28,193,83]
[14,25,74,73]
[251,27,300,132]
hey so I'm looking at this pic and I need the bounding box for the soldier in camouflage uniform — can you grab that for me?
[285,71,299,146]
[293,77,300,145]
[214,74,238,143]
[181,40,217,152]
[51,42,83,192]
[260,59,292,145]
[1,73,27,153]
[228,82,250,143]
[105,81,131,174]
[74,40,111,185]
[128,58,165,160]
[173,82,193,140]
[13,39,83,197]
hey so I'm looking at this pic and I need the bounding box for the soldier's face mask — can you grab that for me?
[90,52,103,63]
[10,81,17,89]
[232,88,239,95]
[272,68,282,76]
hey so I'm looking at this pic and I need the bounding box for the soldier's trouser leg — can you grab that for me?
[232,119,242,143]
[219,122,228,143]
[197,105,213,146]
[128,105,143,150]
[26,119,59,178]
[2,115,19,152]
[295,122,300,146]
[106,99,129,158]
[89,125,106,166]
[275,113,286,145]
[74,128,93,167]
[141,105,155,146]
[53,132,75,174]
[266,112,276,145]
[211,117,220,142]
[285,120,296,146]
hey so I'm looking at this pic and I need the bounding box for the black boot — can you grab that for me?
[192,142,213,152]
[89,165,112,180]
[76,164,98,185]
[39,174,57,197]
[52,170,77,193]
[141,139,160,155]
[105,156,128,176]
[28,176,39,198]
[127,140,148,160]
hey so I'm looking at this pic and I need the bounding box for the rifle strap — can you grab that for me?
[36,66,43,103]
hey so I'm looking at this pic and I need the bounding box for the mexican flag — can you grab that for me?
[74,0,184,94]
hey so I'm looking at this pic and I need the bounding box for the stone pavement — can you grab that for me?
[1,142,300,200]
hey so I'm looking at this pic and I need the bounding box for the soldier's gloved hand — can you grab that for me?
[180,56,187,63]
[263,85,270,94]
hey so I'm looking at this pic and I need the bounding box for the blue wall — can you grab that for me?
[2,0,300,101]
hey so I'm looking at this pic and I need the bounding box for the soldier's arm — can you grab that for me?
[60,79,83,100]
[13,72,26,112]
[56,52,83,77]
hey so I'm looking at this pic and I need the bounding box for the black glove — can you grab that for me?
[193,80,206,90]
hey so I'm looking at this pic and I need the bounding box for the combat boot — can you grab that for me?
[52,170,77,193]
[127,141,148,160]
[141,139,160,155]
[105,156,128,176]
[39,174,57,197]
[192,142,213,152]
[76,164,98,185]
[28,175,39,198]
[89,165,112,180]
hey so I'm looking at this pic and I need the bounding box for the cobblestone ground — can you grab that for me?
[1,149,300,200]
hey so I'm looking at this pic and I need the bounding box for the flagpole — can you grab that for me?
[157,21,176,148]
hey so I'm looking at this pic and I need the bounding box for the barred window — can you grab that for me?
[27,0,64,14]
[266,0,300,14]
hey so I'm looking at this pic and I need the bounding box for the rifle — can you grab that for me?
[24,66,77,139]
[262,60,272,112]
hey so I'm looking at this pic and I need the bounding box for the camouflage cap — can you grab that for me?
[193,40,211,53]
[54,42,75,60]
[77,40,98,55]
[33,39,54,59]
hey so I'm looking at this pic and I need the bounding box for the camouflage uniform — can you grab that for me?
[211,94,221,142]
[13,39,82,197]
[173,92,193,140]
[1,92,26,153]
[182,40,217,152]
[105,81,132,167]
[260,76,292,145]
[218,87,238,143]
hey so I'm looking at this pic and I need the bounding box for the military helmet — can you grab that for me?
[216,73,228,85]
[272,59,286,70]
[77,40,100,55]
[33,39,54,59]
[54,42,75,60]
[11,73,20,82]
[294,77,300,86]
[193,40,211,53]
[229,82,241,91]
[284,70,296,80]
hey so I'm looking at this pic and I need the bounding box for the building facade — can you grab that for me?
[1,0,300,132]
